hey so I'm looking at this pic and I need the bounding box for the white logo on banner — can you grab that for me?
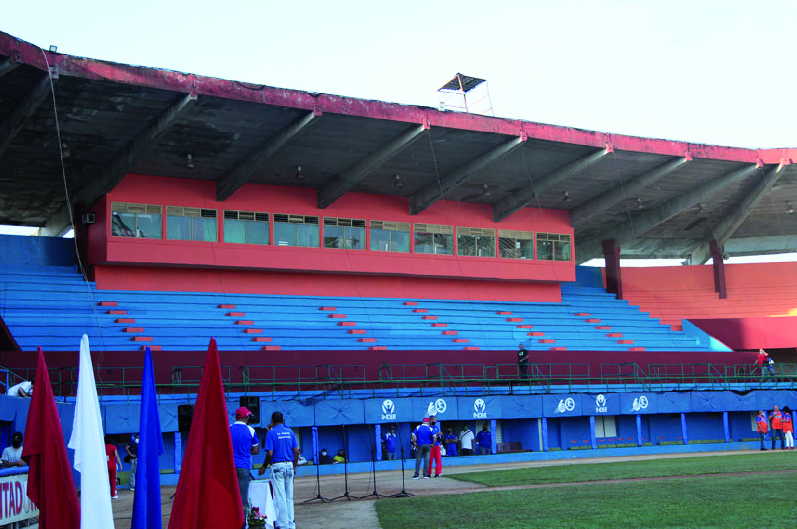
[381,399,397,421]
[632,395,649,412]
[595,394,608,413]
[427,398,447,417]
[473,398,488,419]
[557,397,576,413]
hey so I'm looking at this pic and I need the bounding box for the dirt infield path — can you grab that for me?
[111,449,780,529]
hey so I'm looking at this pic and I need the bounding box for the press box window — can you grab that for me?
[457,227,496,257]
[324,217,365,249]
[536,233,572,261]
[224,210,269,245]
[499,230,534,259]
[274,214,319,247]
[167,206,217,242]
[370,221,410,253]
[414,224,453,255]
[111,202,162,239]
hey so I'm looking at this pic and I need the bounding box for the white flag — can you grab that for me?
[68,334,115,528]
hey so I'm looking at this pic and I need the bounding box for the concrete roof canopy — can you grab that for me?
[1,30,795,263]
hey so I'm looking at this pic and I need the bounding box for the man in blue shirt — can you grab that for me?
[475,424,492,455]
[444,428,458,457]
[230,407,260,519]
[412,418,433,479]
[428,415,443,477]
[259,411,299,529]
[382,425,398,460]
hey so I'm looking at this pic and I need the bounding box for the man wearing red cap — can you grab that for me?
[231,406,260,519]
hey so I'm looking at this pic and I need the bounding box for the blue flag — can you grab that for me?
[132,347,164,529]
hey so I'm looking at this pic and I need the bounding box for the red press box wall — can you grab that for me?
[88,174,574,301]
[621,262,797,349]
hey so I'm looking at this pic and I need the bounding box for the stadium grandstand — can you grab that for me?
[0,28,795,478]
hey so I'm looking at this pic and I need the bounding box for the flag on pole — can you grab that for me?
[131,346,164,529]
[168,338,243,529]
[22,347,80,529]
[68,334,115,529]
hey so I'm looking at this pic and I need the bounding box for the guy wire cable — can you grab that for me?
[40,48,111,367]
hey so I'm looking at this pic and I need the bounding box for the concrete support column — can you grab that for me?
[635,415,643,447]
[589,416,597,449]
[602,239,623,299]
[312,426,319,465]
[710,239,727,299]
[680,413,689,445]
[374,424,382,461]
[490,419,497,455]
[174,432,182,473]
[541,418,549,452]
[722,412,730,443]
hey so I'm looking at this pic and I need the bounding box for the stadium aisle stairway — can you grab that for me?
[0,265,719,352]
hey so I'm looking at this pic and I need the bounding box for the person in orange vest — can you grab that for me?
[755,410,769,451]
[781,406,794,450]
[769,406,784,450]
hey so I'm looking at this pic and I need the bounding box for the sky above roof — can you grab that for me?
[5,1,797,150]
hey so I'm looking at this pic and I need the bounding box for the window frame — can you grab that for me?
[323,217,366,250]
[499,229,535,260]
[456,226,497,258]
[536,232,572,261]
[223,210,270,245]
[369,220,411,253]
[166,206,218,242]
[273,213,320,248]
[110,202,163,239]
[413,223,454,256]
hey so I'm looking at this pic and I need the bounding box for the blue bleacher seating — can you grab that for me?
[0,265,723,352]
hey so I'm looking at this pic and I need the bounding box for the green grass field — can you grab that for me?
[446,453,797,487]
[375,454,797,529]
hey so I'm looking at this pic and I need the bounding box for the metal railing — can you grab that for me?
[26,361,797,397]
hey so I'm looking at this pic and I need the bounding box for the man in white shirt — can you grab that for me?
[1,432,24,467]
[6,381,32,397]
[459,425,475,456]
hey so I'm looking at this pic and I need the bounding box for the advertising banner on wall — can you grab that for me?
[581,393,620,416]
[0,473,38,525]
[364,397,413,424]
[543,394,583,417]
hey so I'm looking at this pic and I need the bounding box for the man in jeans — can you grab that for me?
[412,417,433,479]
[259,411,299,529]
[230,407,260,521]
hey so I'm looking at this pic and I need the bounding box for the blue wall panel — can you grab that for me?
[268,399,315,427]
[104,403,140,434]
[686,413,724,441]
[314,399,364,426]
[499,395,542,419]
[648,414,683,444]
[558,417,591,450]
[500,419,537,451]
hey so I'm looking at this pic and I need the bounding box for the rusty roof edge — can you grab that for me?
[1,30,794,166]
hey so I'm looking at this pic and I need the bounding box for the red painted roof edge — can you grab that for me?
[2,31,794,165]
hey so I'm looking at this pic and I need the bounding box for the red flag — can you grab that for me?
[168,338,243,529]
[22,347,80,529]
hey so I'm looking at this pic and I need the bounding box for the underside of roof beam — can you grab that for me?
[39,202,73,237]
[217,110,320,201]
[0,75,50,160]
[575,163,761,263]
[319,123,428,209]
[76,93,197,206]
[409,134,526,215]
[0,57,19,78]
[687,164,787,264]
[571,156,690,227]
[493,146,612,222]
